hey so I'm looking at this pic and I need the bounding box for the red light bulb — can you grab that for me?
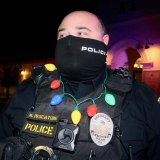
[87,105,97,117]
[50,80,60,89]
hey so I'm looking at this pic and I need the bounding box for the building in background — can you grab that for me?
[0,0,160,106]
[99,0,160,95]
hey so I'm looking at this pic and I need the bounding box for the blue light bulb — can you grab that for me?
[50,94,63,106]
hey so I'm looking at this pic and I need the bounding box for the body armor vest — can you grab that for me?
[21,67,132,160]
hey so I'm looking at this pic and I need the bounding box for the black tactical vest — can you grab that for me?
[20,67,132,160]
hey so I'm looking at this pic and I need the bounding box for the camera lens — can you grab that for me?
[58,128,74,144]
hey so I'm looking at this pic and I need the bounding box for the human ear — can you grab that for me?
[103,34,109,45]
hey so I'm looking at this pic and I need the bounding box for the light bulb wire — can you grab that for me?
[59,70,108,110]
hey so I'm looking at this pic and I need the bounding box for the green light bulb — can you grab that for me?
[105,93,116,106]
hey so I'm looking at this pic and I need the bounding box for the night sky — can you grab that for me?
[0,1,99,63]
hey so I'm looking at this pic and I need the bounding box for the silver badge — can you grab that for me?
[90,113,114,146]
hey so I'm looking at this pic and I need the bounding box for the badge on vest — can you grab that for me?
[90,113,114,146]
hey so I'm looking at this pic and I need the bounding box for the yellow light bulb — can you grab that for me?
[71,110,81,125]
[45,64,57,71]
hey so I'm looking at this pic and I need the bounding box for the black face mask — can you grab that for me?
[55,35,107,82]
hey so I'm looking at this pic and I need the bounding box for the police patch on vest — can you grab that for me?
[90,113,114,146]
[22,121,56,137]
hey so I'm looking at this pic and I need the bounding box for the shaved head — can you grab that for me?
[58,11,106,35]
[57,10,109,45]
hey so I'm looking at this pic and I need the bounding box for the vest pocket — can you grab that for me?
[121,124,147,158]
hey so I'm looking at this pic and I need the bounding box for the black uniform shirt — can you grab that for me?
[0,69,160,160]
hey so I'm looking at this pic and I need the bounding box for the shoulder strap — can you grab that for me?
[106,67,133,95]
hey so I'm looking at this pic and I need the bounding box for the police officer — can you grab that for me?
[0,10,160,160]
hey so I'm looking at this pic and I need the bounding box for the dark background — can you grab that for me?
[1,0,159,64]
[0,0,99,63]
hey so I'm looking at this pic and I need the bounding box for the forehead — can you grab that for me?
[58,12,101,32]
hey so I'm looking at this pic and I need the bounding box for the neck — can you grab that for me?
[61,69,106,99]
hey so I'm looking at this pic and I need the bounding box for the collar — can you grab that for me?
[61,69,106,99]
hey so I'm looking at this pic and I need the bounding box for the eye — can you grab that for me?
[77,31,88,38]
[57,32,68,39]
[57,34,65,39]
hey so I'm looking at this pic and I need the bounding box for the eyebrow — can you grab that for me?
[58,28,65,33]
[58,26,92,33]
[76,26,92,32]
